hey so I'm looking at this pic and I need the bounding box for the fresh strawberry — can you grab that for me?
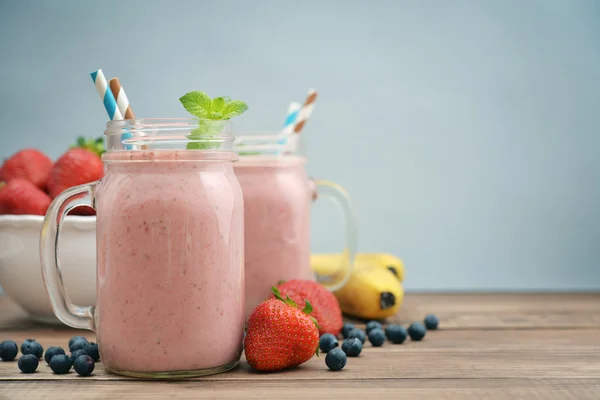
[47,148,104,198]
[0,179,52,216]
[0,149,53,190]
[275,280,343,336]
[244,287,320,372]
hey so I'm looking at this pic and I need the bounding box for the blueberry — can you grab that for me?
[325,348,347,371]
[385,324,408,344]
[365,321,383,334]
[0,340,18,361]
[68,336,88,349]
[408,322,427,341]
[49,354,72,374]
[341,337,363,357]
[17,354,39,373]
[20,338,35,353]
[44,346,66,365]
[70,349,88,361]
[367,328,386,347]
[341,323,355,339]
[346,328,366,344]
[73,355,95,377]
[21,340,43,359]
[84,342,100,361]
[69,338,89,352]
[319,333,339,353]
[424,314,439,330]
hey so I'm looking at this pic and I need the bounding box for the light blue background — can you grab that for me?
[1,0,599,291]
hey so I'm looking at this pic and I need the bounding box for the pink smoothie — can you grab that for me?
[95,150,244,374]
[234,156,315,318]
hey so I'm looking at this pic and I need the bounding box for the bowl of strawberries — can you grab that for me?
[0,138,104,324]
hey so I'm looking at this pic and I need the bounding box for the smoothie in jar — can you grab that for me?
[96,150,244,374]
[41,112,248,378]
[234,156,315,317]
[234,130,357,320]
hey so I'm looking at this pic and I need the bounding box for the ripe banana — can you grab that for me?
[311,253,405,320]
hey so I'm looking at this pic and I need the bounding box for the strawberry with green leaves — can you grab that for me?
[244,287,320,372]
[179,91,248,149]
[48,138,105,199]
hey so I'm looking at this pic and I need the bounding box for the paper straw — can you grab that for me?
[90,69,122,121]
[278,101,302,154]
[282,102,302,134]
[109,78,136,120]
[292,89,318,134]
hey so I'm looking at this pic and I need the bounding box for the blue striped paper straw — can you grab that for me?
[278,102,302,153]
[90,69,123,121]
[91,69,132,149]
[282,102,302,133]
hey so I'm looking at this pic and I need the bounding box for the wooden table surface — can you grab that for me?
[1,293,600,399]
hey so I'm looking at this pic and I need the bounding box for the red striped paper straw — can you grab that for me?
[292,89,318,134]
[109,78,135,119]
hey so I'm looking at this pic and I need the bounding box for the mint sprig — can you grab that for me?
[179,91,248,150]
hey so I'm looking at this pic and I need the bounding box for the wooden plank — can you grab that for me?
[1,330,599,381]
[3,293,600,332]
[2,379,600,399]
[385,292,600,329]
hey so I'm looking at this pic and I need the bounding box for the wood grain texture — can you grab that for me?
[1,293,599,399]
[2,379,600,400]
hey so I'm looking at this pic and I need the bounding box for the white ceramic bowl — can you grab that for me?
[0,215,97,324]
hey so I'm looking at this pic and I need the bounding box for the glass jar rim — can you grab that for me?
[233,132,302,155]
[103,118,234,152]
[105,118,232,136]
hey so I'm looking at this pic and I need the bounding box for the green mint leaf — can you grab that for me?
[222,100,248,119]
[276,280,286,285]
[179,91,212,118]
[211,97,227,113]
[185,121,226,150]
[302,300,313,315]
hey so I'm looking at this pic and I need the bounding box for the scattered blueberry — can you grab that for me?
[341,323,355,339]
[319,333,339,353]
[21,340,43,359]
[73,355,95,377]
[367,328,386,347]
[68,336,88,349]
[44,346,66,365]
[385,324,408,344]
[346,328,366,344]
[17,354,39,373]
[341,337,363,357]
[365,321,383,334]
[49,354,72,374]
[20,339,35,353]
[71,349,88,361]
[408,322,427,341]
[424,314,439,330]
[325,348,347,371]
[69,338,89,352]
[0,340,18,361]
[84,342,100,361]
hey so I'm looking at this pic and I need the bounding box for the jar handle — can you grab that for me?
[40,182,98,331]
[311,179,357,292]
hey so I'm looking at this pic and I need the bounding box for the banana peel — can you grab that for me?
[311,253,405,320]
